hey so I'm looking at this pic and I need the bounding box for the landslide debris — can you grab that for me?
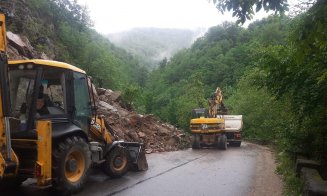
[96,88,189,153]
[7,31,190,153]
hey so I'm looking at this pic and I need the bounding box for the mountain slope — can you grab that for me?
[7,0,148,89]
[107,27,206,69]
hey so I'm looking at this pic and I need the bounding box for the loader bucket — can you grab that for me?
[121,142,148,171]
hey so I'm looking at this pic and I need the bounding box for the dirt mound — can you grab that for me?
[96,88,189,153]
[7,31,190,153]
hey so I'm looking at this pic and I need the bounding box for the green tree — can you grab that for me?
[213,0,289,23]
[226,68,296,144]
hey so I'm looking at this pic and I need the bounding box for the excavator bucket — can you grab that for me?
[122,142,148,171]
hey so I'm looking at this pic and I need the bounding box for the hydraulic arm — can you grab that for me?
[0,7,19,178]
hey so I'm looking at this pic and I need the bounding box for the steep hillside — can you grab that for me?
[6,0,148,89]
[107,27,206,69]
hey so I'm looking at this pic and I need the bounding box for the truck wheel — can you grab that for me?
[217,135,227,150]
[52,136,91,194]
[232,141,241,147]
[103,146,129,178]
[192,134,201,149]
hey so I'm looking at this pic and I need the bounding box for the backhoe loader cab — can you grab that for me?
[0,60,148,193]
[8,60,91,134]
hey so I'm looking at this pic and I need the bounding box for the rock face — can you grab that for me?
[7,31,49,60]
[6,32,190,153]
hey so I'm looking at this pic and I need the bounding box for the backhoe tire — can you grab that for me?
[0,177,26,190]
[217,135,227,150]
[103,146,129,178]
[52,136,91,194]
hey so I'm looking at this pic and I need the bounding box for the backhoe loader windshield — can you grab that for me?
[8,64,67,131]
[8,68,36,131]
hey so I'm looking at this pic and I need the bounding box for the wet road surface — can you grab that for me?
[3,142,269,196]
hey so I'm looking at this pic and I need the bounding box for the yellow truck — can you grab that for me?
[0,7,147,194]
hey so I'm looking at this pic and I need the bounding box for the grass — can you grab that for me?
[276,151,304,196]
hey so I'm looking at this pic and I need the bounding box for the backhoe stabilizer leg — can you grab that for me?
[36,120,52,186]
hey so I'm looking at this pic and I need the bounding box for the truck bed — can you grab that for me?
[217,115,243,132]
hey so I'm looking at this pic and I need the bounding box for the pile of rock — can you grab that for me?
[96,88,189,153]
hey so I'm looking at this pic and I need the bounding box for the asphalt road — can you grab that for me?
[2,142,280,196]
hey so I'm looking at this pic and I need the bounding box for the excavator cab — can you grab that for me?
[191,108,208,118]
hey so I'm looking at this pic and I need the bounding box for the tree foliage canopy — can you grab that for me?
[213,0,289,23]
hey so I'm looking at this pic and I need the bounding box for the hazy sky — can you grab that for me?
[77,0,273,34]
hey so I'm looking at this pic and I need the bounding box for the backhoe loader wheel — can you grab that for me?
[103,146,129,178]
[0,177,26,190]
[52,136,91,194]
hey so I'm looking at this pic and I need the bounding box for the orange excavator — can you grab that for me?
[190,87,243,149]
[190,87,227,149]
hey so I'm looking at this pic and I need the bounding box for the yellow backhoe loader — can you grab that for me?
[0,3,147,194]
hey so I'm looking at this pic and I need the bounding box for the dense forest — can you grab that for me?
[6,0,327,192]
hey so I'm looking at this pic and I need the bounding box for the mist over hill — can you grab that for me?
[106,27,206,69]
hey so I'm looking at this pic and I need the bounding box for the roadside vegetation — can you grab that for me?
[276,152,303,195]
